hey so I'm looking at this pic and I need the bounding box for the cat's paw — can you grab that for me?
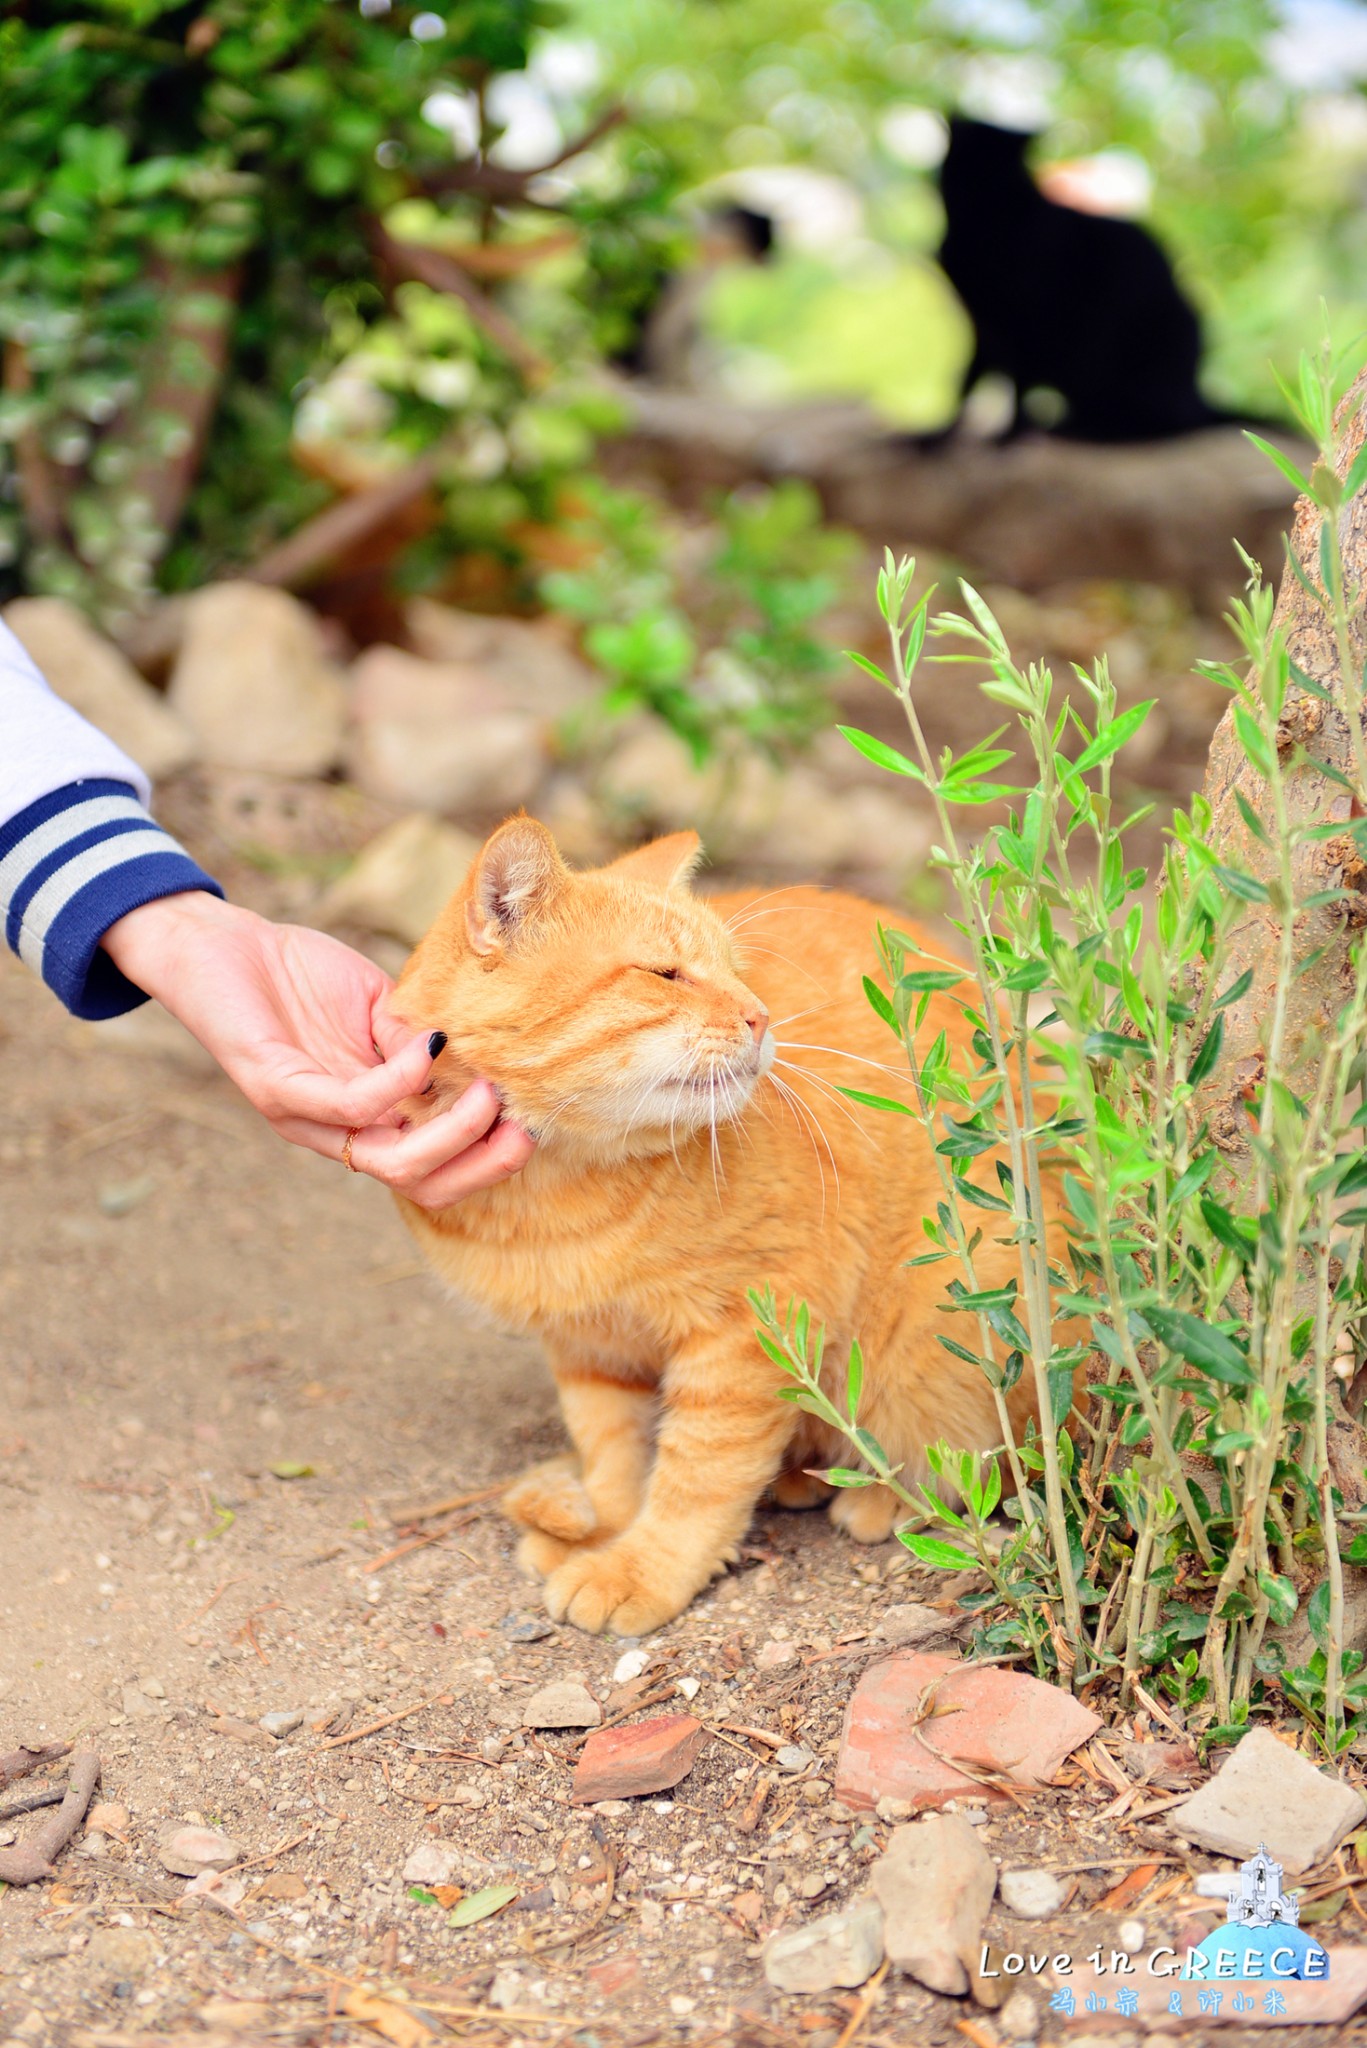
[771,1468,833,1511]
[829,1483,904,1544]
[543,1540,690,1636]
[516,1527,575,1580]
[503,1456,598,1544]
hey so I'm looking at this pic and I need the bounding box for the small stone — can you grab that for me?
[799,1871,833,1899]
[836,1650,1101,1814]
[1117,1917,1146,1951]
[488,1969,525,2011]
[86,1802,130,1836]
[158,1825,242,1876]
[776,1745,815,1773]
[523,1681,602,1731]
[209,1715,275,1748]
[121,1684,161,1718]
[675,1675,701,1701]
[999,1868,1065,1919]
[669,1994,696,2016]
[1168,1727,1367,1874]
[572,1714,708,1803]
[998,1988,1040,2042]
[879,1601,958,1646]
[402,1841,462,1886]
[592,1800,631,1819]
[613,1648,649,1684]
[870,1813,997,1997]
[761,1895,885,1994]
[137,1675,166,1699]
[169,582,345,775]
[756,1640,799,1671]
[256,1871,308,1900]
[259,1709,304,1740]
[501,1611,555,1643]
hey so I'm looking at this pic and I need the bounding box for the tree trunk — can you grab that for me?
[1198,364,1367,1494]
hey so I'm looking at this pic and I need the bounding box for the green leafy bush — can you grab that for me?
[756,349,1367,1750]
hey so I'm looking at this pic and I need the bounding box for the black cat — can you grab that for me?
[937,116,1231,443]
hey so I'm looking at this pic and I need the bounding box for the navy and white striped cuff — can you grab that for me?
[0,778,223,1020]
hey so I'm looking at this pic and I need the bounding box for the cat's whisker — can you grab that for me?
[771,1057,875,1144]
[763,1071,840,1216]
[777,1040,909,1081]
[732,940,829,984]
[769,998,839,1031]
[761,1072,827,1217]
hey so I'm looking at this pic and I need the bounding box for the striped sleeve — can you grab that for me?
[0,778,223,1020]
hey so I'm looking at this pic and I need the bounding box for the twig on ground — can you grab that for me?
[0,1784,66,1825]
[314,1695,450,1752]
[0,1741,69,1789]
[835,1961,889,2048]
[0,1751,99,1883]
[362,1509,479,1576]
[566,1684,679,1749]
[387,1483,507,1524]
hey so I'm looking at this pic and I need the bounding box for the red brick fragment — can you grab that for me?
[587,1953,641,1998]
[572,1712,707,1803]
[835,1649,1100,1814]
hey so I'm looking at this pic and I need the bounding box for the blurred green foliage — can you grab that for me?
[6,0,1367,651]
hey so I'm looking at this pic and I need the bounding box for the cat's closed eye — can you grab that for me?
[646,966,681,981]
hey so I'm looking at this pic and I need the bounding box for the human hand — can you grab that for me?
[100,891,534,1208]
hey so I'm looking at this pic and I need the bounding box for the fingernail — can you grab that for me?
[428,1030,448,1058]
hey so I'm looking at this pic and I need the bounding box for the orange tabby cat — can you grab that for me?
[391,814,1061,1635]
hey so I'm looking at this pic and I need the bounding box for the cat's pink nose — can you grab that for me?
[744,1002,770,1046]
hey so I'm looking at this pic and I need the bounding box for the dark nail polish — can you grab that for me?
[428,1030,447,1058]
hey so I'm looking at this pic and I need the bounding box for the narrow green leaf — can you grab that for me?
[838,1085,915,1115]
[837,725,923,778]
[449,1886,519,1928]
[900,1531,978,1571]
[1071,699,1155,775]
[1187,1013,1224,1087]
[1244,432,1313,498]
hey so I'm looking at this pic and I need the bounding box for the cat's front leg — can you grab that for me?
[503,1360,658,1584]
[543,1333,792,1635]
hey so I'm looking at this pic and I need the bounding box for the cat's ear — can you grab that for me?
[605,831,703,895]
[467,816,566,955]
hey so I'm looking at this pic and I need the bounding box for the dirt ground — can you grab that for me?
[0,908,1349,2048]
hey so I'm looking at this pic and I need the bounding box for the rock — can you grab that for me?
[870,1812,997,1997]
[572,1713,708,1803]
[402,1840,463,1886]
[157,1824,241,1876]
[120,1684,162,1718]
[208,1714,275,1748]
[1113,1735,1199,1786]
[345,643,546,815]
[1167,1726,1367,1874]
[999,1868,1066,1919]
[761,1895,885,1994]
[321,813,479,945]
[756,1640,800,1671]
[405,598,596,720]
[259,1709,304,1740]
[502,1611,555,1644]
[256,1870,308,1899]
[168,582,345,775]
[591,1799,632,1819]
[998,1989,1041,2042]
[4,597,195,781]
[522,1680,601,1730]
[776,1744,816,1773]
[612,1648,649,1684]
[834,1650,1101,1814]
[879,1602,959,1647]
[85,1802,130,1836]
